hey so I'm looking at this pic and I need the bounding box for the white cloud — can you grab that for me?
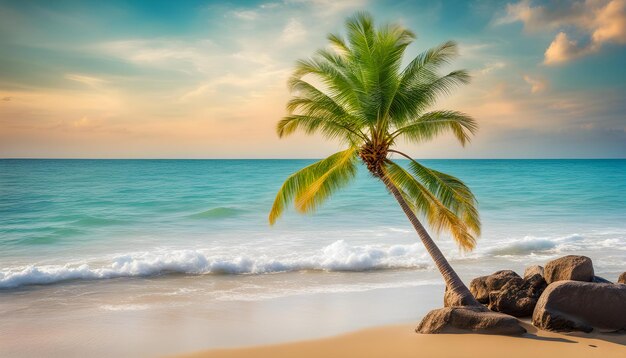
[497,0,626,64]
[593,0,626,44]
[285,0,367,17]
[478,61,505,75]
[231,10,258,20]
[65,74,108,87]
[280,18,307,44]
[523,75,547,93]
[543,32,591,64]
[98,39,216,73]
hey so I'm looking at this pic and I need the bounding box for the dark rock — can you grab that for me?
[524,265,544,279]
[470,270,521,303]
[444,285,479,307]
[544,255,594,284]
[591,276,612,284]
[618,272,626,284]
[532,280,626,332]
[416,306,526,335]
[488,274,547,317]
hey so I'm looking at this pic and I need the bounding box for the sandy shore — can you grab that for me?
[174,321,626,358]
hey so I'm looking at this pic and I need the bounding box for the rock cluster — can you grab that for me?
[462,255,626,333]
[418,256,625,336]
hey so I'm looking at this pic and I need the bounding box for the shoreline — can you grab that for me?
[173,321,626,358]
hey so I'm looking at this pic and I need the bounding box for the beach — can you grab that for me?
[176,322,626,358]
[3,0,626,355]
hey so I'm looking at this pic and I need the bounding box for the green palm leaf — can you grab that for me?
[383,160,477,251]
[269,148,358,225]
[406,159,480,236]
[391,110,478,146]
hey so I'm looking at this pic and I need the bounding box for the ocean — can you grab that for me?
[1,159,625,356]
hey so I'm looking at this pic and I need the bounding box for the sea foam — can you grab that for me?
[0,240,429,289]
[485,233,588,256]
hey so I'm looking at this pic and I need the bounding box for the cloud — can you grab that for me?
[593,0,626,43]
[523,75,547,93]
[280,18,307,43]
[543,31,593,64]
[285,0,367,17]
[498,0,626,64]
[478,61,506,75]
[97,39,216,74]
[230,10,259,20]
[496,0,590,29]
[65,74,108,87]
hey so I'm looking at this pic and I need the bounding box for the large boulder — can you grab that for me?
[523,265,544,279]
[532,280,626,332]
[543,255,593,284]
[416,306,526,335]
[618,272,626,284]
[488,273,547,317]
[470,270,520,303]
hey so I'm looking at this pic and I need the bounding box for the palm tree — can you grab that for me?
[269,12,481,307]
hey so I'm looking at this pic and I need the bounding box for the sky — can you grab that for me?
[0,0,625,158]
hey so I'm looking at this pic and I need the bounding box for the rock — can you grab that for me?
[470,270,520,303]
[543,255,594,284]
[591,276,612,284]
[416,306,526,335]
[532,280,626,332]
[618,272,626,284]
[488,274,547,317]
[524,265,544,279]
[443,285,480,307]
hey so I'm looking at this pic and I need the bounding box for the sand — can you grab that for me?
[174,321,626,358]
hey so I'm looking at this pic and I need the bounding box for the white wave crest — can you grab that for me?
[0,240,429,289]
[487,234,586,256]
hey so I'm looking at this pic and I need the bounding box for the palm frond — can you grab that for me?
[383,160,477,250]
[400,41,460,87]
[406,159,480,236]
[269,148,358,225]
[291,57,362,113]
[390,69,471,126]
[391,110,478,146]
[276,115,362,144]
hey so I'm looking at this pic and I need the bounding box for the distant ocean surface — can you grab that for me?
[1,159,625,289]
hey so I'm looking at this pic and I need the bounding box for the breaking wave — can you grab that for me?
[486,234,587,256]
[0,240,429,289]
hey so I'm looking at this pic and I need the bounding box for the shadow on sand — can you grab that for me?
[519,320,626,346]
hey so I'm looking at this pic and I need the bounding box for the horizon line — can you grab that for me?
[1,157,625,160]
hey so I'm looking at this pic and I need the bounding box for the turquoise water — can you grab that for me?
[1,159,625,288]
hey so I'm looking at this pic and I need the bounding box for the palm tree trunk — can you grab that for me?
[380,173,480,307]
